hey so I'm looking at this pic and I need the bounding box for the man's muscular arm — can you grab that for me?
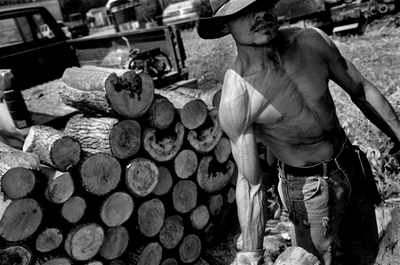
[219,85,267,251]
[314,28,400,148]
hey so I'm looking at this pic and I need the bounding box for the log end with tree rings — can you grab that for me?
[174,149,198,179]
[36,228,63,253]
[142,122,185,162]
[181,99,208,130]
[379,4,388,14]
[61,196,87,224]
[179,234,201,264]
[212,88,222,108]
[208,194,224,216]
[0,198,42,242]
[159,215,184,249]
[1,168,36,199]
[110,260,126,265]
[125,158,159,197]
[172,180,197,214]
[214,136,232,164]
[190,204,210,230]
[110,119,141,160]
[0,246,32,265]
[64,223,105,261]
[100,192,134,227]
[100,226,129,260]
[152,166,173,196]
[225,186,236,204]
[145,95,175,130]
[187,108,223,153]
[129,242,163,265]
[106,72,155,119]
[42,167,74,204]
[42,257,72,265]
[80,153,121,196]
[50,136,82,172]
[137,198,165,238]
[197,157,235,193]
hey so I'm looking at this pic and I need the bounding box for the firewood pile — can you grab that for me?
[0,66,235,265]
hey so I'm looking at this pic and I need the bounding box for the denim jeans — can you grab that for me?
[277,140,379,265]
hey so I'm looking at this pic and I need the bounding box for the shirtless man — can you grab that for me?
[197,0,400,264]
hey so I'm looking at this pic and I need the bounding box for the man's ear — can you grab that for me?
[219,20,229,34]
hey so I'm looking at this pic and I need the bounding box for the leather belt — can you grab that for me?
[279,138,353,177]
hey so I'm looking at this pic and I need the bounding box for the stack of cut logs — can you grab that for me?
[0,66,236,265]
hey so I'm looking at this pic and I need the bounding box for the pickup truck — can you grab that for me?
[0,6,80,90]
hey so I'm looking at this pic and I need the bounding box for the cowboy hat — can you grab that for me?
[196,0,280,39]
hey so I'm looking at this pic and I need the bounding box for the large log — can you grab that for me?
[100,226,129,260]
[65,114,141,159]
[173,87,221,109]
[180,99,208,130]
[172,180,197,214]
[159,215,184,250]
[179,234,202,264]
[142,122,185,162]
[64,223,104,261]
[187,108,223,153]
[144,94,175,130]
[125,158,159,197]
[35,228,63,253]
[173,149,198,179]
[60,66,117,116]
[41,166,74,204]
[0,142,40,176]
[197,157,236,193]
[82,65,155,119]
[0,198,43,242]
[61,196,87,224]
[155,89,197,109]
[100,192,134,227]
[80,153,121,196]
[137,198,165,238]
[22,125,81,172]
[0,246,32,265]
[128,242,163,265]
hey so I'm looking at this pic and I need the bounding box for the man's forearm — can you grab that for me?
[236,174,267,251]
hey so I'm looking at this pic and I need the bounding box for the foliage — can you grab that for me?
[193,0,213,18]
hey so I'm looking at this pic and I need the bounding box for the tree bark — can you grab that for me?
[41,166,74,204]
[0,246,32,265]
[180,99,208,130]
[155,89,197,109]
[125,158,159,197]
[128,242,163,265]
[187,108,223,153]
[172,180,197,214]
[80,153,121,196]
[1,167,36,200]
[142,122,185,162]
[190,204,210,230]
[61,196,87,224]
[100,226,129,260]
[144,95,175,130]
[197,157,236,193]
[100,192,134,227]
[0,141,40,176]
[137,198,165,238]
[152,166,173,196]
[159,215,184,250]
[179,234,202,264]
[214,136,232,164]
[0,198,42,242]
[173,87,221,109]
[64,223,104,261]
[35,228,63,253]
[173,149,198,180]
[65,114,141,159]
[83,66,155,119]
[22,125,81,172]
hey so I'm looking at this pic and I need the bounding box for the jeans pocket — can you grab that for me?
[291,176,322,202]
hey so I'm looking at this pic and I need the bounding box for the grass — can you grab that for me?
[180,16,400,199]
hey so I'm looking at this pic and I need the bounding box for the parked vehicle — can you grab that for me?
[162,0,198,27]
[0,6,80,90]
[65,12,90,38]
[57,20,72,39]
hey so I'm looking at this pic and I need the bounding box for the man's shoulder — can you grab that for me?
[280,27,327,45]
